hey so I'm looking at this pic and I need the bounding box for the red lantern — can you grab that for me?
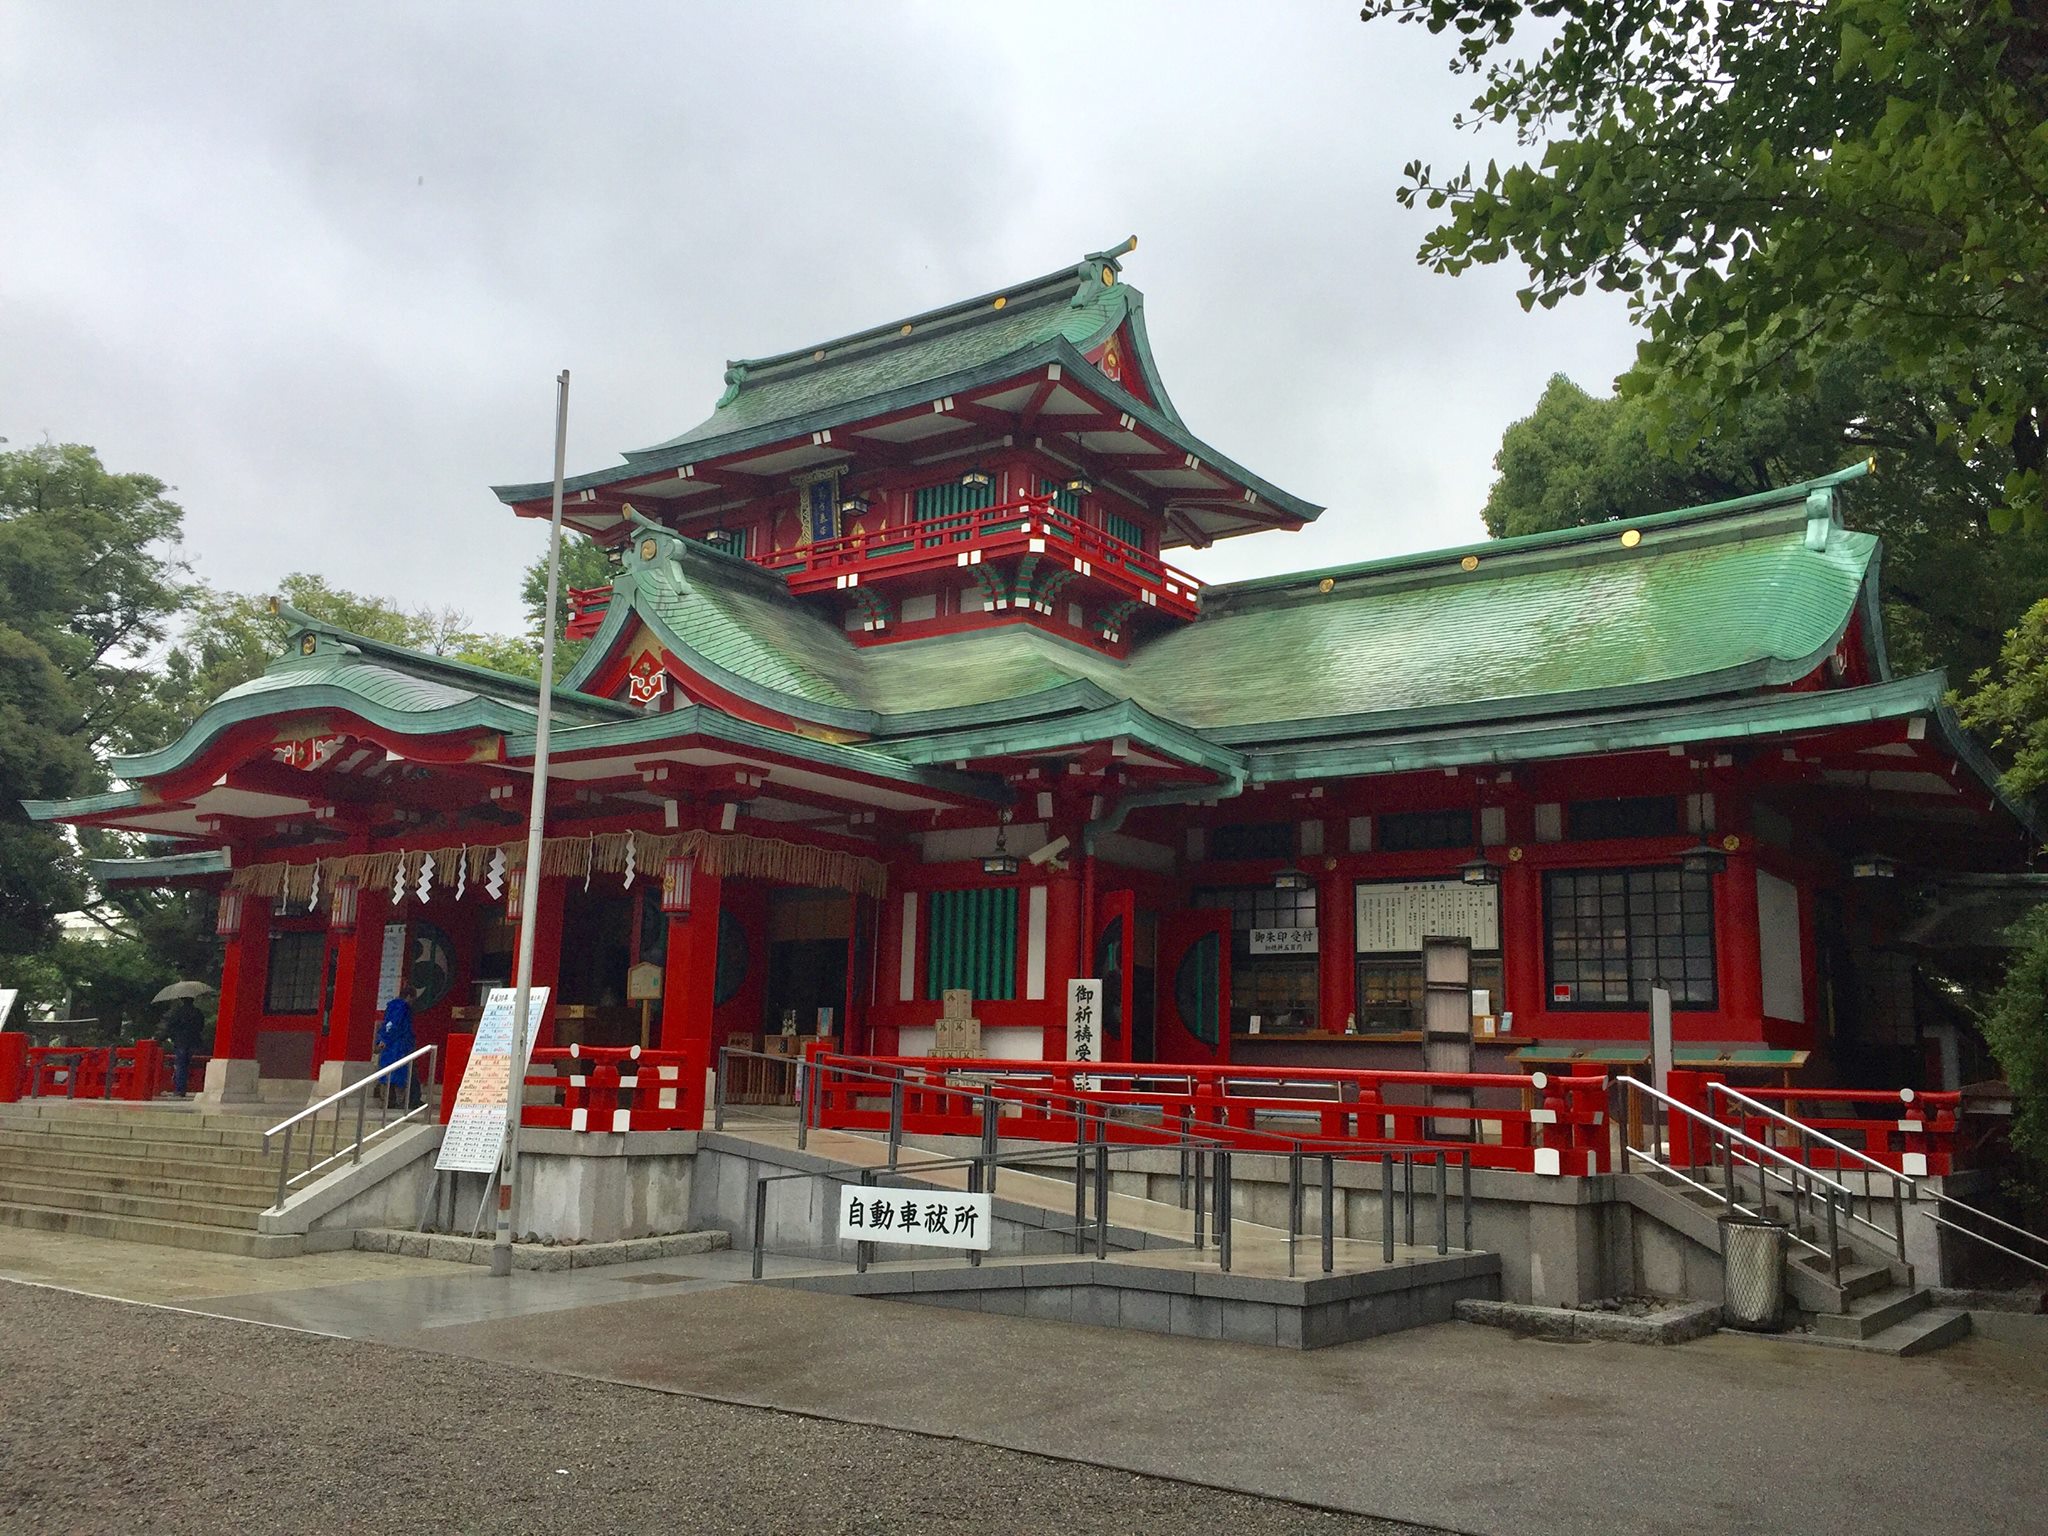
[660,855,695,916]
[329,876,361,934]
[215,888,245,938]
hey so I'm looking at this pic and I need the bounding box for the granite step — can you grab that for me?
[0,1199,303,1257]
[0,1177,265,1231]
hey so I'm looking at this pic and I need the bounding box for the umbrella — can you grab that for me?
[152,980,215,1003]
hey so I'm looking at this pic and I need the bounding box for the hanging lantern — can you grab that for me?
[982,824,1020,878]
[504,866,526,919]
[959,466,993,491]
[1458,853,1501,887]
[1064,476,1094,497]
[329,876,362,934]
[215,888,245,938]
[1271,864,1314,892]
[661,854,696,915]
[1852,852,1899,881]
[1680,840,1729,877]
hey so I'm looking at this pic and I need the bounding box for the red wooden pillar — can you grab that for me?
[1500,856,1544,1030]
[1318,863,1352,1034]
[1046,871,1083,1055]
[526,875,567,1048]
[1717,849,1765,1040]
[658,871,723,1127]
[213,899,272,1060]
[323,888,389,1066]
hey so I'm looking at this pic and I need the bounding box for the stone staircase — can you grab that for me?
[0,1099,310,1257]
[1619,1169,1969,1356]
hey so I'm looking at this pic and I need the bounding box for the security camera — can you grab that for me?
[1027,835,1071,869]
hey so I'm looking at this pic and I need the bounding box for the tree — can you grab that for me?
[1363,0,2048,524]
[0,443,189,965]
[519,533,612,677]
[1486,353,2048,680]
[1980,905,2048,1185]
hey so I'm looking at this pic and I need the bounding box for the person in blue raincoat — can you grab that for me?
[374,985,417,1108]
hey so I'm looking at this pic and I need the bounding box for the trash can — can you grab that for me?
[1721,1215,1788,1331]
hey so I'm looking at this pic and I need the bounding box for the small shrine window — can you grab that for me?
[1378,809,1475,852]
[1195,884,1318,1035]
[1567,795,1679,841]
[1100,508,1149,553]
[925,886,1017,1001]
[264,930,326,1014]
[914,479,996,525]
[1544,866,1717,1007]
[1207,821,1296,861]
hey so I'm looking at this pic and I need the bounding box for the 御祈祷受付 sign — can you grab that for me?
[837,1185,992,1251]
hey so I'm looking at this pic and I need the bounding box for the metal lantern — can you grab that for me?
[1064,476,1094,497]
[1458,854,1501,887]
[981,825,1019,878]
[838,492,871,517]
[328,876,362,934]
[215,888,245,938]
[959,466,993,490]
[1680,840,1729,877]
[1272,864,1315,892]
[1852,852,1899,880]
[660,854,696,915]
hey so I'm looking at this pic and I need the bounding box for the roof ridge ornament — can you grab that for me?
[1073,235,1137,306]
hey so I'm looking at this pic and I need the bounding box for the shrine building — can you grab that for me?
[28,239,2036,1119]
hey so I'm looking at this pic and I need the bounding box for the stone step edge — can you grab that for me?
[1453,1297,1723,1346]
[0,1199,300,1256]
[354,1227,732,1272]
[0,1178,264,1229]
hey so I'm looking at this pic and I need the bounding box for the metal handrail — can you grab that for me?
[1711,1081,2048,1279]
[725,1046,1479,1282]
[263,1045,438,1212]
[1625,1078,1853,1197]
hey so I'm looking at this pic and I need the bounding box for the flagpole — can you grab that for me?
[491,368,570,1279]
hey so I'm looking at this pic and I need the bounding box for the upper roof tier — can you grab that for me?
[492,240,1322,549]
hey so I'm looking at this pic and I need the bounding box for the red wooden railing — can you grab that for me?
[810,1052,1613,1175]
[1711,1084,1963,1177]
[8,1041,165,1102]
[757,496,1204,621]
[565,585,612,641]
[518,1043,694,1133]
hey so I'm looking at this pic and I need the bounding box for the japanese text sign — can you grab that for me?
[837,1185,992,1251]
[436,986,549,1174]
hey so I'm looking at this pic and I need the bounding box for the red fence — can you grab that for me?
[809,1053,1613,1176]
[521,1044,693,1133]
[5,1040,164,1103]
[1710,1084,1962,1177]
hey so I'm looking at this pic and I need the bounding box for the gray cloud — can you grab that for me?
[0,0,1637,631]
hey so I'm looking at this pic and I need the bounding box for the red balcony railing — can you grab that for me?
[757,495,1203,621]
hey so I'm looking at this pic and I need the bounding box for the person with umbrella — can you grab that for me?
[153,981,212,1097]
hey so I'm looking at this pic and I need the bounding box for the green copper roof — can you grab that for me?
[490,243,1322,528]
[572,474,1882,750]
[88,849,232,886]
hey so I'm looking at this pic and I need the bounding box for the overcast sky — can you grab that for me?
[1,1,1636,634]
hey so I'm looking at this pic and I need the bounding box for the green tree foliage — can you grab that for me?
[1486,356,2048,680]
[0,444,189,966]
[519,533,612,677]
[1957,597,2048,799]
[1363,0,2048,524]
[1980,905,2048,1181]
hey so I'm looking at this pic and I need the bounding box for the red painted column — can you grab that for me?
[658,871,723,1127]
[526,875,567,1048]
[1717,849,1765,1041]
[324,887,389,1066]
[1046,871,1083,1054]
[213,899,272,1060]
[1500,856,1544,1031]
[1318,863,1352,1034]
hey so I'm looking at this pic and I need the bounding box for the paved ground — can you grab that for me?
[0,1283,1425,1536]
[5,1227,2047,1535]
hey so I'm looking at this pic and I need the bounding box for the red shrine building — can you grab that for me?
[28,240,2036,1119]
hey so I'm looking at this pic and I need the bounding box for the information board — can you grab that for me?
[837,1184,992,1250]
[1249,926,1318,956]
[1355,881,1498,954]
[435,986,549,1174]
[1066,979,1103,1066]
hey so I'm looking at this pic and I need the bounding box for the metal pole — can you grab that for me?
[969,1161,984,1269]
[887,1078,903,1170]
[1094,1127,1109,1261]
[1381,1151,1395,1262]
[491,368,570,1280]
[714,1048,728,1132]
[1461,1150,1473,1251]
[1288,1150,1302,1278]
[1073,1108,1088,1253]
[353,1080,369,1165]
[795,1058,809,1151]
[751,1176,767,1280]
[981,1086,998,1199]
[1217,1151,1232,1273]
[856,1168,873,1274]
[273,1128,292,1211]
[1321,1154,1334,1275]
[1193,1143,1207,1250]
[1404,1154,1416,1247]
[1827,1197,1841,1295]
[1435,1151,1448,1255]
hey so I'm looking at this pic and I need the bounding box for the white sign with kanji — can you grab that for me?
[436,987,549,1174]
[1066,978,1103,1067]
[837,1185,992,1250]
